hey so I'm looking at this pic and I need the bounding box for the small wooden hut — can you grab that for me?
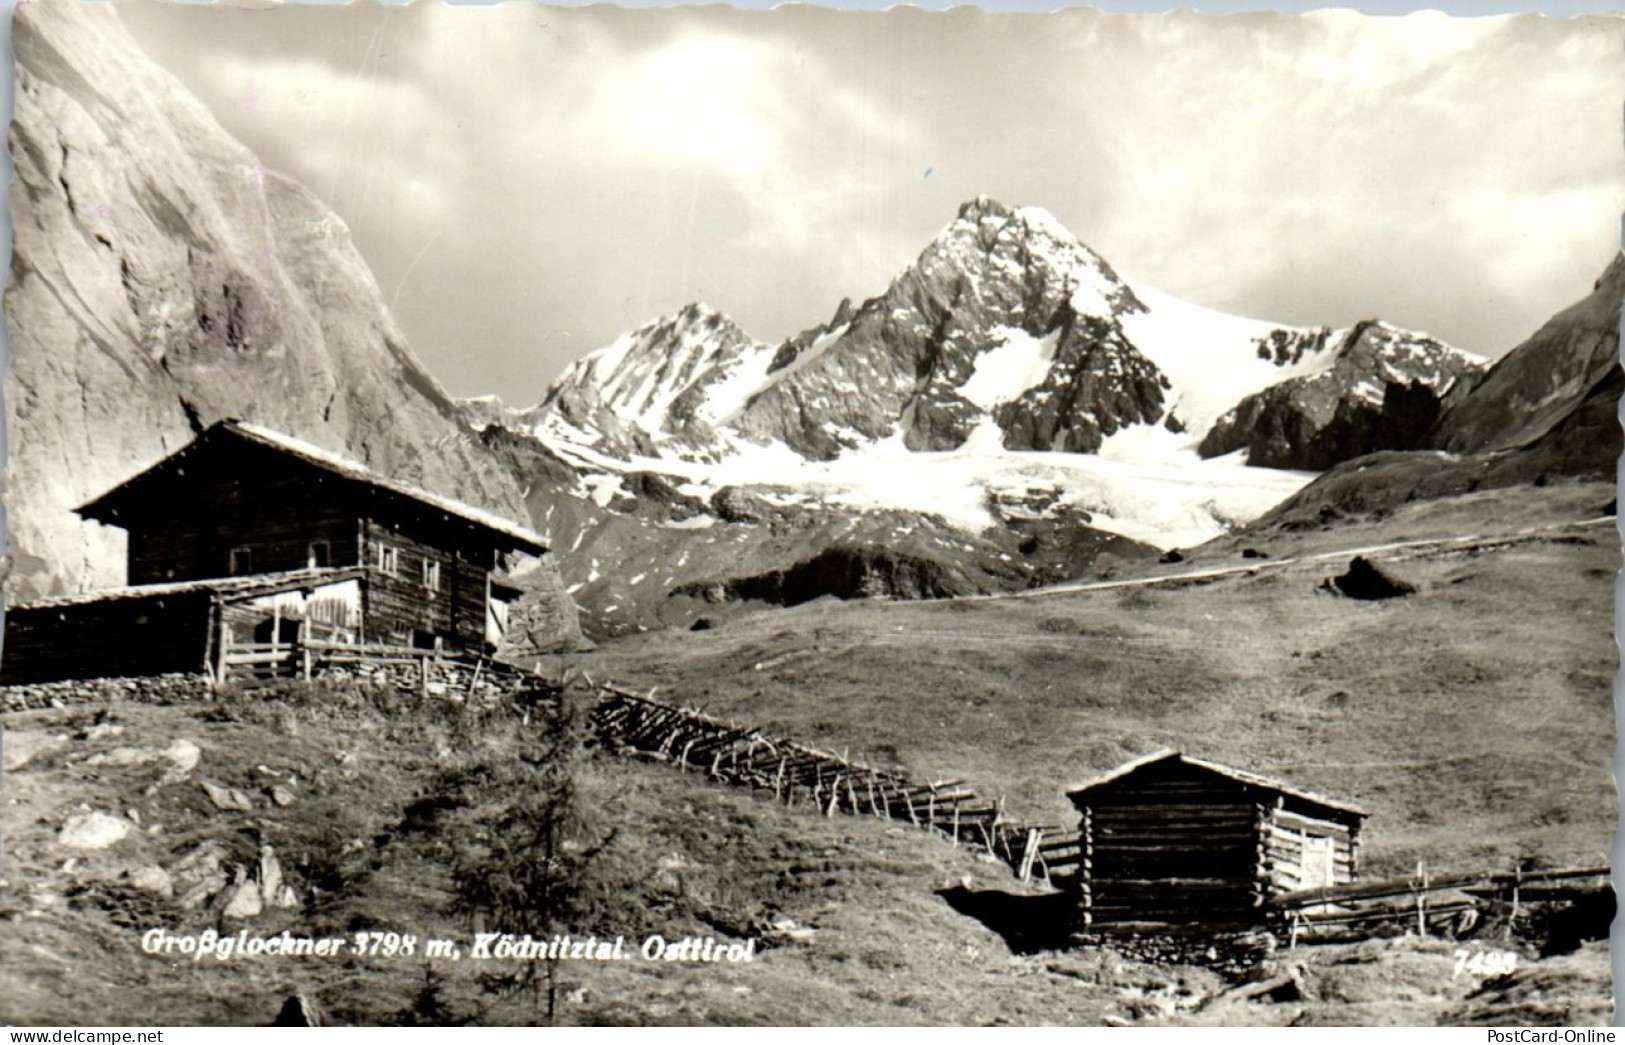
[1066,749,1368,929]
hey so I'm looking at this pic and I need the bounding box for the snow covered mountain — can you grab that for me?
[1198,319,1481,470]
[526,197,1479,468]
[464,197,1486,634]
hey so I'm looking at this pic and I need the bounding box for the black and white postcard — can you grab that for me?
[0,0,1619,1027]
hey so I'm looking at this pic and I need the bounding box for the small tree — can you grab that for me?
[399,964,468,1027]
[449,676,614,1021]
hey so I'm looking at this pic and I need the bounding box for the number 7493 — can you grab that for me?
[1453,948,1518,979]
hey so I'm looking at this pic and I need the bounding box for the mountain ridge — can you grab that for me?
[500,195,1483,475]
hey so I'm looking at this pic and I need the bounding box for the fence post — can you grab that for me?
[214,623,230,687]
[1415,860,1429,937]
[1507,864,1523,939]
[1019,828,1042,882]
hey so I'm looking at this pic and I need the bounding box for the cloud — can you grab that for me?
[119,3,1623,398]
[560,27,929,266]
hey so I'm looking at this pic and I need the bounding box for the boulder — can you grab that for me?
[86,746,157,768]
[177,873,229,911]
[3,730,68,771]
[221,876,263,920]
[200,781,254,812]
[171,840,229,910]
[1327,557,1417,600]
[127,865,174,898]
[163,739,202,776]
[257,846,285,907]
[57,812,131,850]
[272,994,324,1028]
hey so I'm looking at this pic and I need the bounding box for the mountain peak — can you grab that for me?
[675,300,722,320]
[659,301,738,330]
[956,194,1016,222]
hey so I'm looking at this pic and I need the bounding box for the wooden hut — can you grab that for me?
[1066,750,1368,930]
[2,421,549,684]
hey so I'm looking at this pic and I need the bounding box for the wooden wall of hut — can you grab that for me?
[360,519,496,650]
[1262,806,1358,893]
[121,453,364,585]
[0,593,214,684]
[1077,761,1268,928]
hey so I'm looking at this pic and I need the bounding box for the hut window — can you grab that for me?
[308,541,331,569]
[229,546,253,575]
[423,560,442,591]
[374,544,399,576]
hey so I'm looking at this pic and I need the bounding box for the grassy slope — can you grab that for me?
[570,480,1618,877]
[2,480,1614,1026]
[0,692,1140,1027]
[3,674,1609,1027]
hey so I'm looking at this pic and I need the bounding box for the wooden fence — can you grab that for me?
[220,640,540,692]
[586,686,1610,939]
[223,653,1078,879]
[1271,863,1611,942]
[590,684,1082,883]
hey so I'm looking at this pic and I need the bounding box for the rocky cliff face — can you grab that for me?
[1432,253,1623,466]
[1198,321,1483,470]
[1243,254,1623,533]
[519,196,1482,476]
[730,197,1173,458]
[537,303,766,461]
[4,0,580,649]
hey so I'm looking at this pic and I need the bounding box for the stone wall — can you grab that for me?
[1,673,215,712]
[0,657,550,712]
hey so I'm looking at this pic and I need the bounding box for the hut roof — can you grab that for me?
[13,567,366,610]
[1066,748,1368,820]
[76,421,546,555]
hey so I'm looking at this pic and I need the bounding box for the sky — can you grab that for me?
[117,2,1624,403]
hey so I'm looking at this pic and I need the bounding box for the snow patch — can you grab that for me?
[580,473,626,508]
[960,328,1060,410]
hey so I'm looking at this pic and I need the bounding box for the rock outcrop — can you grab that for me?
[1432,253,1624,474]
[732,197,1173,458]
[1246,254,1624,534]
[1324,557,1417,600]
[1199,321,1483,469]
[538,303,767,459]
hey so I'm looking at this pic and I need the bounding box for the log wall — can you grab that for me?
[360,519,496,650]
[1079,762,1267,927]
[1263,806,1357,892]
[122,453,364,585]
[0,593,213,684]
[1077,762,1363,928]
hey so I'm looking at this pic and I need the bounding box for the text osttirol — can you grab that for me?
[640,935,756,963]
